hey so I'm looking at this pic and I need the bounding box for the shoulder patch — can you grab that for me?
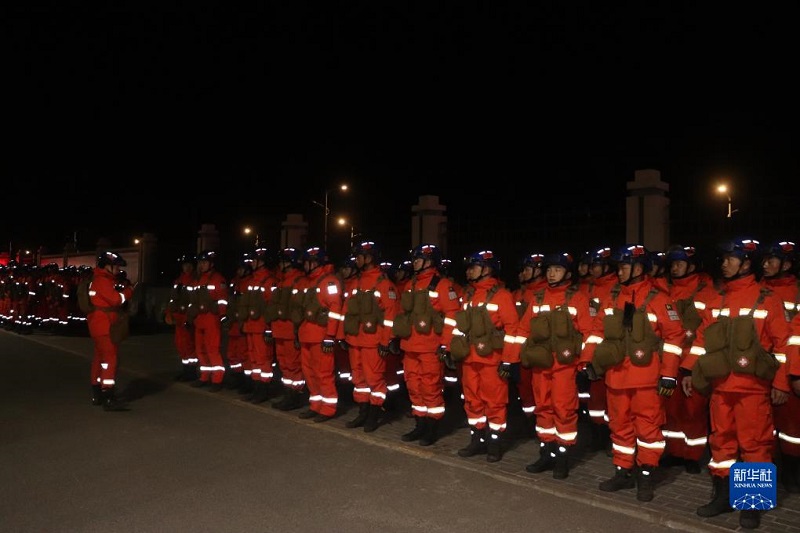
[448,287,458,300]
[388,289,397,300]
[326,282,339,295]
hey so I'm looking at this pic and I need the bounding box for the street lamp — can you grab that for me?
[716,184,736,218]
[312,183,348,249]
[337,217,355,249]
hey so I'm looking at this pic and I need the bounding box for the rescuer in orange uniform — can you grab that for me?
[338,240,400,432]
[450,250,520,463]
[516,251,596,479]
[590,244,685,503]
[88,251,134,411]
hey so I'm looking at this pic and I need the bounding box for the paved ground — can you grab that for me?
[10,326,800,532]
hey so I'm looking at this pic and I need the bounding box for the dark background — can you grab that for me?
[4,2,799,281]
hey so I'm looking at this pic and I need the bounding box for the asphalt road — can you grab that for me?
[0,328,690,533]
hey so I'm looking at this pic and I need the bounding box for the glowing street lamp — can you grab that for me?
[312,183,349,249]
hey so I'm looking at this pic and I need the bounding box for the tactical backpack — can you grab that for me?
[519,286,582,369]
[592,285,662,376]
[77,274,94,314]
[450,284,504,361]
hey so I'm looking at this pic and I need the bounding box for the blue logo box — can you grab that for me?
[730,462,777,511]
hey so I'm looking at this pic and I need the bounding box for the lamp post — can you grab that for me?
[716,184,736,218]
[312,183,348,249]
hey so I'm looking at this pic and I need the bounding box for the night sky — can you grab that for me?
[5,3,800,272]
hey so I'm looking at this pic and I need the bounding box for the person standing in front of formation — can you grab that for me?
[589,244,685,503]
[186,250,229,392]
[683,238,791,529]
[269,248,308,412]
[450,250,520,463]
[88,251,134,411]
[392,244,460,446]
[760,240,800,494]
[295,246,344,423]
[659,245,713,475]
[516,252,596,479]
[338,240,400,432]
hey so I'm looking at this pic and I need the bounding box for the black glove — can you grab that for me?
[388,337,402,355]
[436,344,448,360]
[321,338,335,353]
[584,362,600,381]
[220,315,229,325]
[657,376,677,397]
[378,344,390,358]
[576,368,591,394]
[264,330,274,344]
[497,362,520,383]
[337,339,349,351]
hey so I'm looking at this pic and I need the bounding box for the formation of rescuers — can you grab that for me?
[4,237,800,530]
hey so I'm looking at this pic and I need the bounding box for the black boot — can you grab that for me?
[91,385,103,406]
[249,382,270,404]
[238,375,255,395]
[177,364,197,382]
[526,441,556,473]
[419,418,439,447]
[553,445,570,479]
[401,416,426,441]
[636,464,656,502]
[346,403,370,429]
[363,404,382,433]
[781,455,800,493]
[486,429,503,463]
[273,389,306,411]
[696,475,733,517]
[458,427,487,457]
[102,388,130,412]
[225,372,243,390]
[739,510,761,529]
[599,466,635,492]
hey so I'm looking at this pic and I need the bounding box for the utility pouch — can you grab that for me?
[753,351,779,381]
[592,340,624,375]
[392,313,412,338]
[691,364,713,397]
[490,328,505,350]
[343,313,361,335]
[602,312,625,341]
[528,315,551,343]
[703,318,729,353]
[520,340,554,369]
[676,298,702,332]
[450,336,470,361]
[455,309,471,333]
[553,335,581,365]
[472,334,495,357]
[360,309,382,334]
[695,350,731,380]
[411,312,433,334]
[400,291,414,313]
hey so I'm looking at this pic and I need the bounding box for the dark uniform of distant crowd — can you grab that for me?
[3,237,800,530]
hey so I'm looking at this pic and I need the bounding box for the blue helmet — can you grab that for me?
[352,240,381,260]
[612,244,652,271]
[761,240,796,262]
[97,251,126,268]
[665,245,699,265]
[465,250,500,273]
[542,252,575,272]
[196,250,218,263]
[303,246,329,265]
[410,244,442,266]
[717,238,760,261]
[520,253,544,270]
[278,247,301,267]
